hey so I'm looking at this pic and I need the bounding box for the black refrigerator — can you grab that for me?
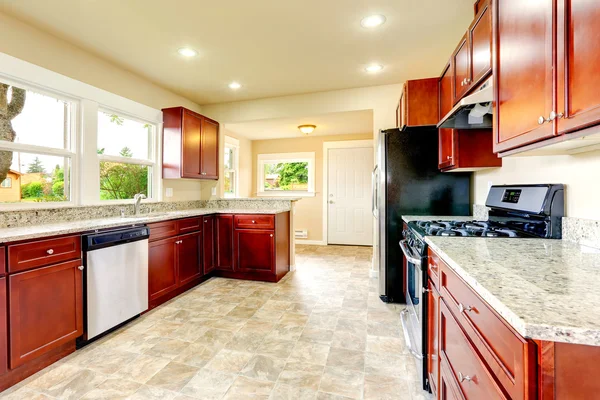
[374,128,470,303]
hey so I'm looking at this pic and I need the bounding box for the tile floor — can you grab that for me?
[1,245,431,400]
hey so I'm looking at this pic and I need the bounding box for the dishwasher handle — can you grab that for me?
[83,226,150,251]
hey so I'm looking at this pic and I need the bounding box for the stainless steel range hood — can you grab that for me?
[437,77,493,130]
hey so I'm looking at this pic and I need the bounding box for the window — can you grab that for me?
[224,136,239,198]
[257,152,315,197]
[0,79,75,204]
[97,111,156,200]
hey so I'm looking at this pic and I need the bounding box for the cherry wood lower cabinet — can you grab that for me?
[0,277,6,377]
[202,216,216,275]
[427,280,440,397]
[9,260,83,368]
[148,236,179,303]
[176,232,202,286]
[215,215,233,271]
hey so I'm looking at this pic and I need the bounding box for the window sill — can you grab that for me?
[257,191,315,198]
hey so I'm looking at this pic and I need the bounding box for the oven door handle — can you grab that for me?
[400,309,424,360]
[399,240,421,266]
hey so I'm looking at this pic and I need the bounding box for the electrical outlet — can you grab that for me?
[165,187,173,198]
[211,187,217,196]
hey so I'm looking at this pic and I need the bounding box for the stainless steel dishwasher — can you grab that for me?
[79,225,150,346]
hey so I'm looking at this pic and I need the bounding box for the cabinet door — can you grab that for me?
[439,61,456,169]
[469,1,492,87]
[177,232,202,286]
[234,229,275,273]
[494,0,555,153]
[203,216,215,274]
[556,0,600,135]
[440,358,462,400]
[427,281,440,396]
[0,277,6,376]
[148,237,178,301]
[9,260,83,368]
[216,215,234,271]
[181,110,202,179]
[453,34,471,100]
[201,117,219,179]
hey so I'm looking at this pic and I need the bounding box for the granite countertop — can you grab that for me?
[426,236,600,346]
[401,215,477,223]
[0,208,290,243]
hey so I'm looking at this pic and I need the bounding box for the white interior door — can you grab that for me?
[327,147,373,246]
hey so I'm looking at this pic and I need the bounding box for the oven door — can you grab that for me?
[399,239,426,386]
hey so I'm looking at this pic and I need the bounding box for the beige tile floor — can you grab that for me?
[1,245,432,400]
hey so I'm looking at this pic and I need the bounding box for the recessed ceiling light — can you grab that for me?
[178,47,198,57]
[361,15,386,28]
[365,64,384,73]
[228,82,242,90]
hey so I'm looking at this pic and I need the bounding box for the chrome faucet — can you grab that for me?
[133,193,147,216]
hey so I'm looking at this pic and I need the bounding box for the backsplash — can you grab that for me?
[0,199,294,228]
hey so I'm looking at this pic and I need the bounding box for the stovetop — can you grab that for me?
[408,219,543,239]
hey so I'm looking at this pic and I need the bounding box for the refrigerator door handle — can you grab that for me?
[371,166,378,218]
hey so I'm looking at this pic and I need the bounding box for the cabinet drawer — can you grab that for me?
[440,300,508,400]
[178,217,202,234]
[234,215,274,230]
[427,248,441,289]
[8,236,81,273]
[440,261,533,400]
[148,220,178,242]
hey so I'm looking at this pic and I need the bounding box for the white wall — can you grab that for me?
[474,150,600,220]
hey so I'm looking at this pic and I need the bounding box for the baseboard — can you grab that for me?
[295,239,327,245]
[369,268,379,278]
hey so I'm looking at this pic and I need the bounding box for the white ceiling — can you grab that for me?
[225,110,373,140]
[0,0,475,105]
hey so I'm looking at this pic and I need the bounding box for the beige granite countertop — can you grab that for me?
[0,208,290,243]
[426,236,600,346]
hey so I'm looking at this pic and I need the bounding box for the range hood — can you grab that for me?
[438,77,493,130]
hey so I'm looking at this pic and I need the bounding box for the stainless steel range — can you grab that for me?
[400,184,564,392]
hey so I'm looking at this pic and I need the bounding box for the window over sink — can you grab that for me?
[256,152,315,197]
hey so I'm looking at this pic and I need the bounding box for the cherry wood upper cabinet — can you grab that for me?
[556,1,600,135]
[493,0,556,153]
[9,260,83,368]
[397,78,440,129]
[452,34,471,101]
[469,0,492,87]
[439,61,456,169]
[215,215,234,272]
[148,237,178,302]
[162,107,219,180]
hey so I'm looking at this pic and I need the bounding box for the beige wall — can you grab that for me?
[474,150,600,220]
[252,133,373,242]
[0,11,207,201]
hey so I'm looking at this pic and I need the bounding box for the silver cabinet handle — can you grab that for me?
[458,303,473,313]
[549,111,564,121]
[270,234,273,237]
[422,287,431,294]
[47,249,54,255]
[538,116,550,125]
[252,220,256,223]
[78,266,84,270]
[458,372,473,382]
[447,155,451,160]
[175,240,183,244]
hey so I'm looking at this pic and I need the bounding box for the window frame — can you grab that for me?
[224,136,239,198]
[0,178,12,188]
[256,152,315,197]
[0,52,163,209]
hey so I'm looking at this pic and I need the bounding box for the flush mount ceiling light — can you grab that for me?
[178,47,198,57]
[298,125,317,135]
[365,64,384,73]
[361,14,386,28]
[228,82,242,90]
